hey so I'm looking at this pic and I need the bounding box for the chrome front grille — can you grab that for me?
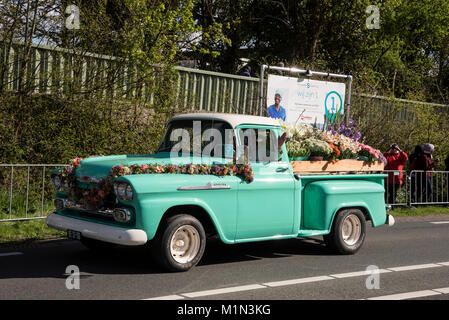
[55,198,115,222]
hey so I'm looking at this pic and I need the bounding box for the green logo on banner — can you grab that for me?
[324,91,343,122]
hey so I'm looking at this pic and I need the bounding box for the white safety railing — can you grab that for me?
[409,170,449,206]
[383,170,409,207]
[1,165,448,221]
[0,164,68,222]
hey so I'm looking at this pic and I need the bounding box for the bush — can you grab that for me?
[0,94,174,164]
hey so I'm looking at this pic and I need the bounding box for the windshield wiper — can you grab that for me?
[156,146,173,153]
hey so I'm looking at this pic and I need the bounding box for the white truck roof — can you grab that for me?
[171,112,281,129]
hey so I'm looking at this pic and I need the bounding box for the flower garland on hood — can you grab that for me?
[59,158,254,209]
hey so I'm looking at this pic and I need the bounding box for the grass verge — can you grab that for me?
[389,205,449,217]
[0,219,65,245]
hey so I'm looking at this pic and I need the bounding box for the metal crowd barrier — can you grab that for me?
[409,170,449,206]
[384,170,449,207]
[1,165,448,222]
[0,164,68,222]
[383,170,409,207]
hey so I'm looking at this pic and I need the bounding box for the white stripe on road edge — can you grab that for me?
[182,284,266,298]
[145,262,449,300]
[430,221,449,224]
[367,290,441,300]
[144,295,185,300]
[264,276,334,287]
[433,287,449,294]
[387,263,441,272]
[0,252,23,257]
[330,269,392,279]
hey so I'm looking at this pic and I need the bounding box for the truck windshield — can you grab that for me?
[156,119,235,159]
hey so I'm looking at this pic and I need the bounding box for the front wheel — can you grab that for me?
[151,214,206,272]
[323,209,366,255]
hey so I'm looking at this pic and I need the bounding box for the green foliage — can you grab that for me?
[0,94,170,164]
[285,141,309,159]
[351,96,449,168]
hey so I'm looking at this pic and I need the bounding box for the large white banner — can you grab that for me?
[266,74,346,126]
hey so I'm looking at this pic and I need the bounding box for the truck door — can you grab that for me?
[235,126,295,240]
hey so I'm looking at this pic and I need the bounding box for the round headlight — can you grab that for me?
[113,208,131,223]
[117,183,126,199]
[125,184,133,201]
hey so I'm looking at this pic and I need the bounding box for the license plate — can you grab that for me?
[67,229,81,240]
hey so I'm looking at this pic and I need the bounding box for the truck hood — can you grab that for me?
[74,153,231,179]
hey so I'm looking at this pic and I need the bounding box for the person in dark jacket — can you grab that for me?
[409,144,423,203]
[384,143,408,205]
[410,143,438,203]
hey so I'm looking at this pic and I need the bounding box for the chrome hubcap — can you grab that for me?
[341,214,361,246]
[170,225,200,264]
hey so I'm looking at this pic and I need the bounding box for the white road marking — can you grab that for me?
[433,287,449,294]
[145,261,449,300]
[430,221,449,224]
[182,284,266,298]
[264,276,334,287]
[0,252,23,257]
[144,295,185,300]
[330,269,392,279]
[367,290,441,300]
[387,263,441,272]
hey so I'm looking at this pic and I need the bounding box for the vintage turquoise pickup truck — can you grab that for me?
[47,113,394,272]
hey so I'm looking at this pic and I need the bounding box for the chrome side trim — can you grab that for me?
[177,182,231,191]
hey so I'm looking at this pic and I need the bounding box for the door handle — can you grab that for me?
[276,165,289,172]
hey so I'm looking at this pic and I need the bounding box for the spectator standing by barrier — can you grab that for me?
[410,143,439,203]
[384,143,408,205]
[409,144,423,202]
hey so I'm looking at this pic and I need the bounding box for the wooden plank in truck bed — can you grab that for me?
[290,160,384,173]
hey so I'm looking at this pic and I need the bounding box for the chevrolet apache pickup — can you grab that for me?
[46,112,394,272]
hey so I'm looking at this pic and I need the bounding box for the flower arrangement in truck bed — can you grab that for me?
[281,119,387,164]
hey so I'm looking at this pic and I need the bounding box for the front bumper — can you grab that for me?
[46,213,148,246]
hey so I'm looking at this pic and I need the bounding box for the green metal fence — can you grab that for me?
[0,41,261,115]
[1,41,448,117]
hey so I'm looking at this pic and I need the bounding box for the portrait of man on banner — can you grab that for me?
[267,92,286,121]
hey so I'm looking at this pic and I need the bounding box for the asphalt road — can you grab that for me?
[1,215,449,302]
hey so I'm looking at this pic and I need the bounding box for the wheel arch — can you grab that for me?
[157,205,221,241]
[328,205,372,232]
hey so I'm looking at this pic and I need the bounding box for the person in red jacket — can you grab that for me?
[384,143,408,205]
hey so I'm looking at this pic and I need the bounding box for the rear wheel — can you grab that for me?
[323,208,366,254]
[151,214,206,272]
